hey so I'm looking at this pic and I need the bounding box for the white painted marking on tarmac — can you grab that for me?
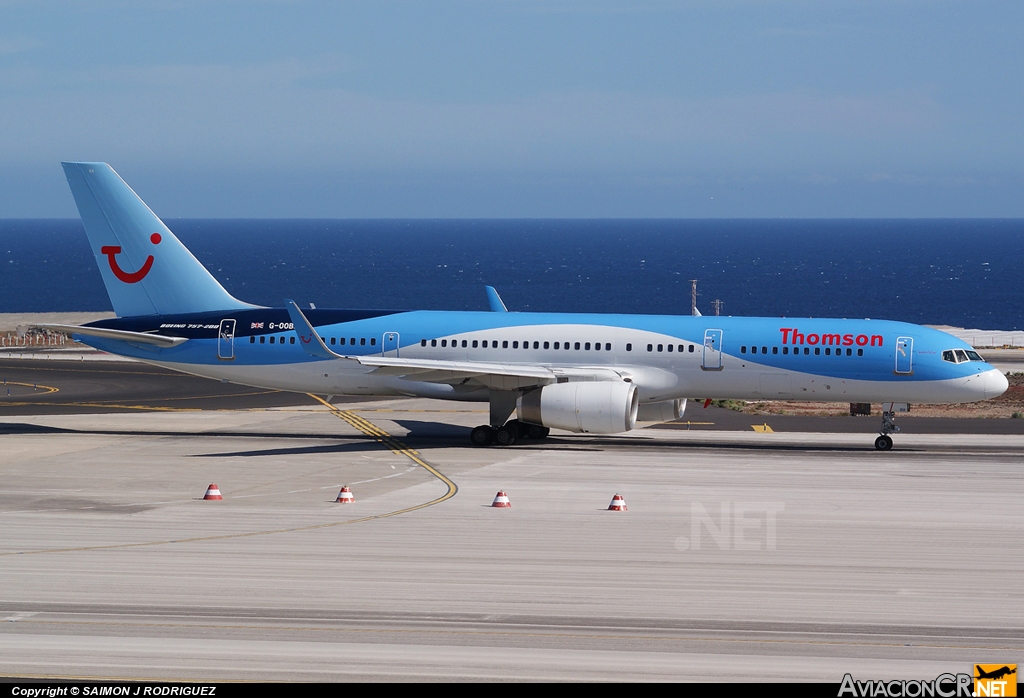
[231,466,419,498]
[2,612,37,622]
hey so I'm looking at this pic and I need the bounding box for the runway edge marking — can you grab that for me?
[0,395,458,558]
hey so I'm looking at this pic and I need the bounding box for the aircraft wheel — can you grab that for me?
[874,435,893,451]
[526,424,550,439]
[494,424,518,446]
[470,425,493,447]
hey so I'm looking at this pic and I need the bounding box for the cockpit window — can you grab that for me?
[943,348,987,363]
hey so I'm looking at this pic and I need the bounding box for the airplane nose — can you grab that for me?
[983,368,1009,400]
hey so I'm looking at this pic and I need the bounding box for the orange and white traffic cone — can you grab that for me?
[607,494,627,511]
[203,484,223,501]
[491,491,511,508]
[335,486,355,504]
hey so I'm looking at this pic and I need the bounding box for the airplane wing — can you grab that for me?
[284,300,626,390]
[485,286,508,312]
[29,324,188,348]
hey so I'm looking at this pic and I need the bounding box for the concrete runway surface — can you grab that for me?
[1,361,1022,681]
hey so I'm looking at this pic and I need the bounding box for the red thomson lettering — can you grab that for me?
[807,333,819,345]
[780,328,792,344]
[822,333,840,345]
[843,334,854,346]
[856,334,868,346]
[792,329,805,344]
[871,335,883,347]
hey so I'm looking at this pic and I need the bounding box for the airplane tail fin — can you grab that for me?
[61,162,257,317]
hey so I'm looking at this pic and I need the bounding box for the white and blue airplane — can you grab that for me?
[39,162,1008,451]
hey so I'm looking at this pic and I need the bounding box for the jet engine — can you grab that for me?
[636,398,687,424]
[516,381,638,434]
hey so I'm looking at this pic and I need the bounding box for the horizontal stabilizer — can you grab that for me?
[32,324,188,348]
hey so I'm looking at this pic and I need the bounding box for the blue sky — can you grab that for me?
[1,1,1022,217]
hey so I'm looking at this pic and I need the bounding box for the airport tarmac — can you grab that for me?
[1,359,1022,681]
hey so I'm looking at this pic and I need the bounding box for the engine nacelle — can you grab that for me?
[517,381,638,434]
[636,398,687,424]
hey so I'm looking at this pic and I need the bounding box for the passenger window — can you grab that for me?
[741,346,747,354]
[657,344,663,352]
[606,343,611,351]
[340,338,346,345]
[330,337,335,345]
[431,339,437,347]
[677,345,683,352]
[249,336,255,343]
[688,344,694,353]
[472,340,478,348]
[762,346,767,354]
[814,347,820,355]
[270,336,275,344]
[584,342,590,350]
[461,340,467,348]
[667,344,673,352]
[421,339,427,347]
[513,341,519,349]
[534,342,540,349]
[626,343,632,351]
[361,338,366,346]
[782,347,788,354]
[350,338,355,345]
[647,344,653,352]
[554,342,560,349]
[290,337,296,344]
[259,336,265,344]
[575,342,581,350]
[543,342,549,349]
[503,341,509,348]
[442,339,447,347]
[857,348,863,356]
[772,347,778,354]
[846,348,852,356]
[825,348,831,356]
[804,348,809,355]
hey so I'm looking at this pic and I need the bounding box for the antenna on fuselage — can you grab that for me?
[690,279,701,317]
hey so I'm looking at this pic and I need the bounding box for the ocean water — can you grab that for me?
[1,219,1023,330]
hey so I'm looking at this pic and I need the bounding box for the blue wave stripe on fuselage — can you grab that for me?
[82,309,987,382]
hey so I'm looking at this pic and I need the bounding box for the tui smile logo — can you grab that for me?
[101,232,161,283]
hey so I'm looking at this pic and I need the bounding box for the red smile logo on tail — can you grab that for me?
[101,233,161,283]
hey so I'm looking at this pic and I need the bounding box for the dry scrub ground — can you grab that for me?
[731,372,1024,419]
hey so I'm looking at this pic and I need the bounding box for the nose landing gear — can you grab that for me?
[875,408,901,451]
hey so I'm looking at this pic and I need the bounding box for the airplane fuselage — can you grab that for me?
[80,308,1007,406]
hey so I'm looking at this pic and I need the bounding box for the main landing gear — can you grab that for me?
[470,420,550,447]
[874,409,900,451]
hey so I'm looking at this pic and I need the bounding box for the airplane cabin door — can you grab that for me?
[895,336,913,374]
[382,332,400,357]
[702,329,723,370]
[218,319,236,361]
